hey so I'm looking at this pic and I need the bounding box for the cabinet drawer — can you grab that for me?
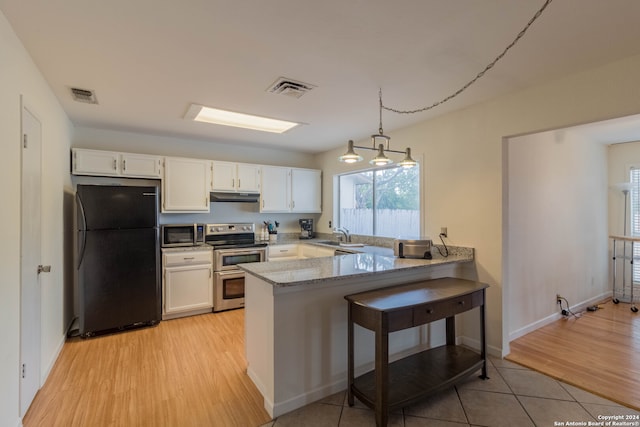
[163,250,212,267]
[412,294,473,325]
[268,245,298,260]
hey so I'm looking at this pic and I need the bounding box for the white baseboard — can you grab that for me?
[270,379,347,418]
[41,333,65,386]
[508,291,610,342]
[246,367,274,418]
[459,336,502,358]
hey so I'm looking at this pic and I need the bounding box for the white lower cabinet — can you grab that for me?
[162,249,213,319]
[268,244,336,261]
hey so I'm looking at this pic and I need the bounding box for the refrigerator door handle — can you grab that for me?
[76,192,88,269]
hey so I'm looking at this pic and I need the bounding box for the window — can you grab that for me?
[631,167,640,283]
[336,164,420,237]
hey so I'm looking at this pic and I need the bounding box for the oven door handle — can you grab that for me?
[215,269,245,278]
[218,249,264,256]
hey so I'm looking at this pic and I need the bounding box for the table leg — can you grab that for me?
[347,303,354,406]
[446,316,455,345]
[375,314,389,427]
[480,293,488,379]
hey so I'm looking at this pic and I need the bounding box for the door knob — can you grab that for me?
[37,265,51,274]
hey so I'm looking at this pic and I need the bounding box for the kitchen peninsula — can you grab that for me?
[239,245,475,418]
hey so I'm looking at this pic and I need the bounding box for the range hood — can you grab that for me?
[210,192,260,203]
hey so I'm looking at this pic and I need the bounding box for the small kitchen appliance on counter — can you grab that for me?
[299,218,315,239]
[393,238,433,259]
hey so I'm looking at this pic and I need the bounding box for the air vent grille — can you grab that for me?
[70,87,98,104]
[266,77,316,99]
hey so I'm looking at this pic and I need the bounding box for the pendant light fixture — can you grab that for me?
[338,89,416,167]
[338,0,553,168]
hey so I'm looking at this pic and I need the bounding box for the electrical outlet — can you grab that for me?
[440,227,448,238]
[556,294,562,304]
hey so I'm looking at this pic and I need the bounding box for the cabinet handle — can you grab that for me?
[262,200,265,208]
[238,179,241,188]
[232,178,235,188]
[183,257,195,260]
[458,300,465,306]
[426,308,434,314]
[292,201,295,209]
[113,159,117,170]
[209,268,212,278]
[122,159,126,171]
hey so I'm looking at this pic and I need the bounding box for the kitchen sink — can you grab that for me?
[315,240,364,248]
[315,240,341,246]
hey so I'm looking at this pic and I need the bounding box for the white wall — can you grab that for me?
[608,141,640,237]
[317,53,640,356]
[0,10,73,427]
[505,130,608,340]
[73,127,318,169]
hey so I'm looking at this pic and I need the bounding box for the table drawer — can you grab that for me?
[412,294,473,325]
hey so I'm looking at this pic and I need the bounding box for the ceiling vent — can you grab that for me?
[266,77,316,99]
[70,87,98,104]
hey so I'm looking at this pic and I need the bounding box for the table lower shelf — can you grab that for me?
[351,345,484,411]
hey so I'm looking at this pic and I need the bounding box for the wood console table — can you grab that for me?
[345,277,489,427]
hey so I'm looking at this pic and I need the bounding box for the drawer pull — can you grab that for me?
[426,308,434,314]
[183,257,195,260]
[458,301,465,305]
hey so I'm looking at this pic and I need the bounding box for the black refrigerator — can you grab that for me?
[76,184,161,337]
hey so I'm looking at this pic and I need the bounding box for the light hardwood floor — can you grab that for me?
[23,309,271,427]
[507,299,640,410]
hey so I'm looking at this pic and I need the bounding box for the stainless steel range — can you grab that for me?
[206,223,267,312]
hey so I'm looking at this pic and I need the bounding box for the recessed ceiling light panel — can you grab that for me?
[185,104,300,133]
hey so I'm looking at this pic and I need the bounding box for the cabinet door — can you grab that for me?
[121,153,162,178]
[237,163,261,192]
[164,265,213,314]
[211,161,237,192]
[72,148,120,176]
[291,168,321,213]
[260,166,290,212]
[162,157,210,212]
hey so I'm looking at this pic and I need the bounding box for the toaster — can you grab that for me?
[393,238,433,259]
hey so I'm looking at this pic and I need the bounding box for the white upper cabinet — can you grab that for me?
[72,148,162,178]
[236,163,261,192]
[121,152,163,178]
[260,166,321,213]
[291,168,321,213]
[162,157,210,213]
[260,166,290,212]
[211,161,260,193]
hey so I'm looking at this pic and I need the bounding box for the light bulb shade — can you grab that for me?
[398,147,417,168]
[338,140,363,163]
[369,144,393,166]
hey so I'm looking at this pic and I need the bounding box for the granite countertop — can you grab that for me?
[238,246,474,287]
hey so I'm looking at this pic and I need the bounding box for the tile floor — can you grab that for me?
[259,357,640,427]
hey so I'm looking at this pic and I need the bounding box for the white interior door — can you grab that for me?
[20,102,42,417]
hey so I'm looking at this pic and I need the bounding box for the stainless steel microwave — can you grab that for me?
[161,224,205,247]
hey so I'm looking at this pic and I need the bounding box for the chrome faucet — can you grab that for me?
[334,227,351,243]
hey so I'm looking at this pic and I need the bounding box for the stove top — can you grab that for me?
[205,222,264,249]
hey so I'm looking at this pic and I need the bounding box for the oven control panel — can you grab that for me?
[206,223,255,235]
